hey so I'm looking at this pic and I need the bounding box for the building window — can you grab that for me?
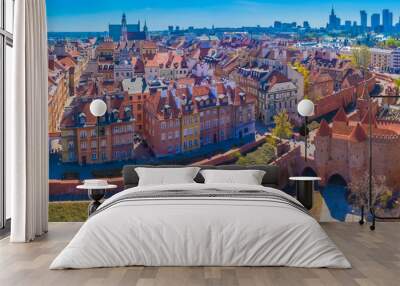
[80,141,87,150]
[92,152,97,161]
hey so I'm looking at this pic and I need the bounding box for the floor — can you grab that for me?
[0,222,399,286]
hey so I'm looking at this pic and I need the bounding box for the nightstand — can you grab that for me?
[77,184,117,216]
[289,177,321,210]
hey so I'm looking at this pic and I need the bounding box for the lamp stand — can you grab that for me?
[96,116,100,163]
[368,95,375,231]
[305,116,308,162]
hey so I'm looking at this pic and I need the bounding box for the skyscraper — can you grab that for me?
[303,21,310,29]
[382,9,393,32]
[360,10,367,29]
[328,7,341,30]
[371,13,380,32]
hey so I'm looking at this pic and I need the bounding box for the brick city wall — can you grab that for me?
[313,76,376,119]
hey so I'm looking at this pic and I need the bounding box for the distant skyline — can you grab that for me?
[46,0,400,32]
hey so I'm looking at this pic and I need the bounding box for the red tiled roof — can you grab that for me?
[310,72,333,84]
[267,70,290,87]
[97,41,116,50]
[58,57,76,69]
[192,85,210,97]
[68,50,81,58]
[317,119,332,137]
[349,123,367,142]
[361,111,378,127]
[333,107,348,123]
[141,41,157,49]
[145,52,169,67]
[331,123,352,136]
[146,90,181,120]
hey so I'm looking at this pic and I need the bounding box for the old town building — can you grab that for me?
[122,77,149,134]
[48,55,70,134]
[60,94,135,164]
[258,71,298,124]
[143,80,256,157]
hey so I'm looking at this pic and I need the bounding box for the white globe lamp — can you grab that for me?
[297,99,314,117]
[297,99,315,162]
[90,99,107,117]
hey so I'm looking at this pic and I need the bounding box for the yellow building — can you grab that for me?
[48,57,70,134]
[181,112,200,153]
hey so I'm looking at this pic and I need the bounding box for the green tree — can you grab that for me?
[271,111,293,141]
[348,172,393,212]
[351,46,371,72]
[394,78,400,96]
[383,37,400,48]
[293,61,310,99]
[236,143,276,166]
[351,46,371,98]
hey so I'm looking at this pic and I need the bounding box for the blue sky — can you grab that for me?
[46,0,400,32]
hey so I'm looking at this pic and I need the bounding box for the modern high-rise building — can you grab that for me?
[371,13,381,32]
[382,9,393,32]
[303,21,310,29]
[360,10,367,29]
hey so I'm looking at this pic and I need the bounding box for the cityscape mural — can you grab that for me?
[46,0,400,222]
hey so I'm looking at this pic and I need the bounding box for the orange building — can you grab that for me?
[96,39,116,80]
[122,77,149,134]
[143,88,182,157]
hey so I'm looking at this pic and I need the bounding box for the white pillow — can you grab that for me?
[200,169,266,185]
[135,167,201,186]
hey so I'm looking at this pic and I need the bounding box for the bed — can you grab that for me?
[50,165,351,269]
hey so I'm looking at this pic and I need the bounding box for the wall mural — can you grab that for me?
[47,1,400,222]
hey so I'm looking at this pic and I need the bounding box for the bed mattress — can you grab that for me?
[50,183,351,269]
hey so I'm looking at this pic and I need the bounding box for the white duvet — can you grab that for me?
[50,183,351,269]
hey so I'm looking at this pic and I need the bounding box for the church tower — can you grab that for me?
[121,13,128,41]
[143,20,148,40]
